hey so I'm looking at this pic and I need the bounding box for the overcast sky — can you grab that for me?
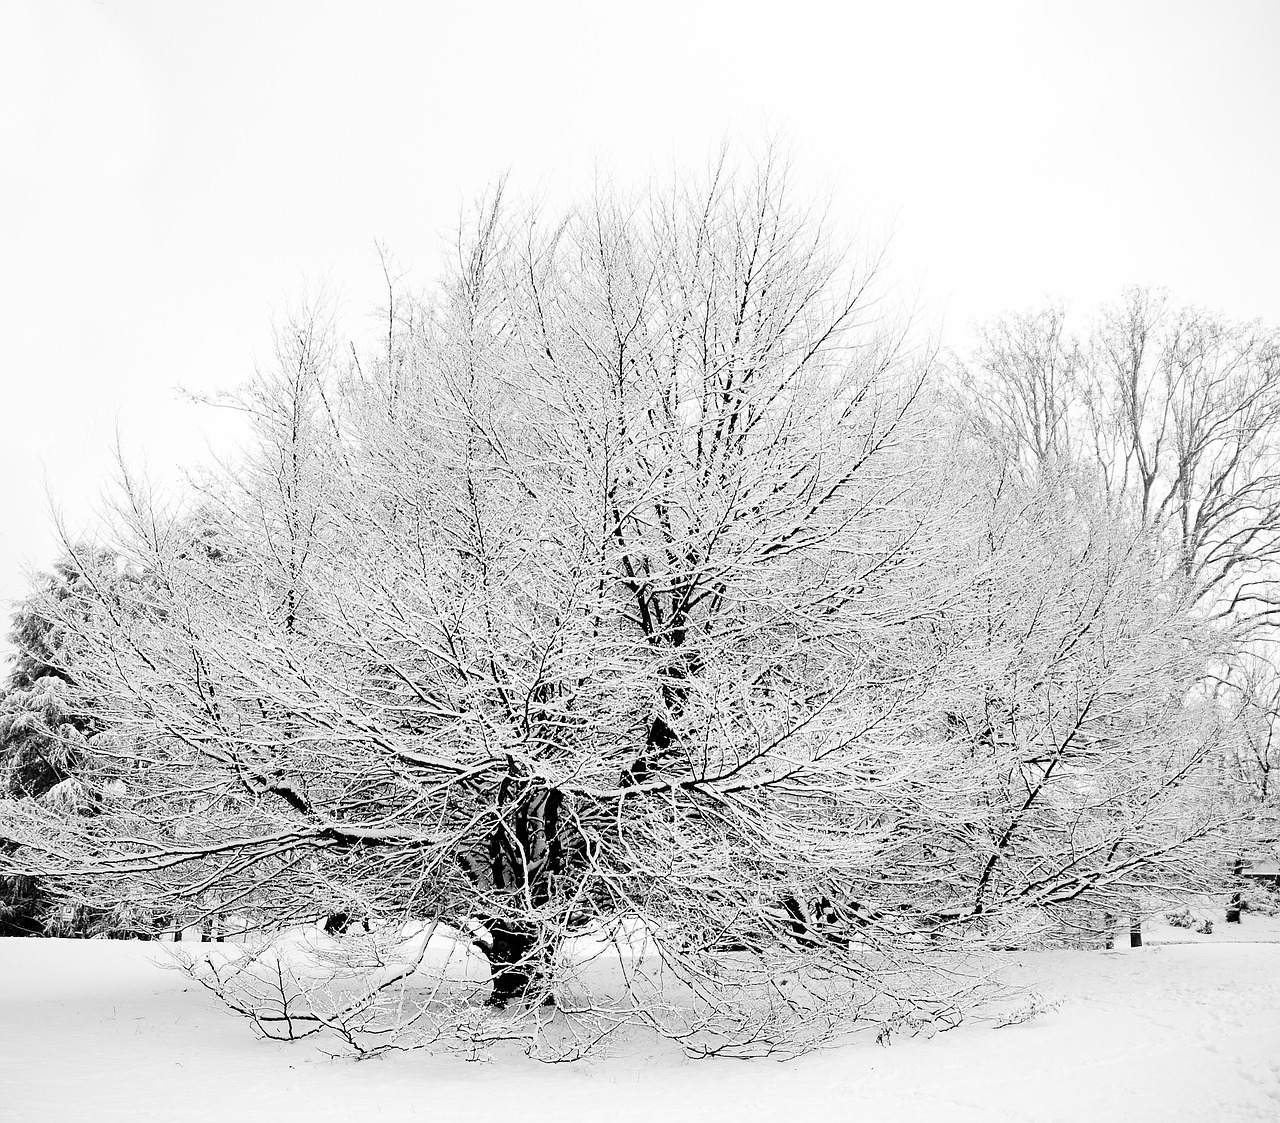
[2,0,1279,646]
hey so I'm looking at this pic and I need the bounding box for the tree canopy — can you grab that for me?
[0,154,1241,1057]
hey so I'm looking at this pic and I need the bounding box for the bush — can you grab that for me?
[1241,886,1280,916]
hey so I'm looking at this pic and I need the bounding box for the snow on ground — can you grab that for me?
[3,912,1280,1123]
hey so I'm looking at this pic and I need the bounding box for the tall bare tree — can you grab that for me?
[958,287,1280,637]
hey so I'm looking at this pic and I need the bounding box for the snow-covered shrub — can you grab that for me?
[1241,887,1280,916]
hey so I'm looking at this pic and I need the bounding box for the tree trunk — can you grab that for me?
[1129,919,1142,948]
[1227,857,1244,923]
[482,919,542,1007]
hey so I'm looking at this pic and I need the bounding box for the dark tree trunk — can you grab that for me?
[1129,919,1142,948]
[1227,857,1244,923]
[472,776,572,1007]
[482,919,540,1006]
[780,894,830,948]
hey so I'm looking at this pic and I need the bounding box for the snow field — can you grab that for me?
[3,911,1280,1121]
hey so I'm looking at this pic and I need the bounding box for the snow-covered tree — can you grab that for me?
[955,290,1280,858]
[0,155,1234,1056]
[957,289,1280,634]
[0,551,122,935]
[932,466,1231,941]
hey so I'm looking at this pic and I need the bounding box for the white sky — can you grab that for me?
[2,0,1279,644]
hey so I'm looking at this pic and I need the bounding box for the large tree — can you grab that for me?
[0,157,1232,1057]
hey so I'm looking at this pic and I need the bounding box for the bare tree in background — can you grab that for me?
[958,305,1081,471]
[958,287,1280,638]
[1213,649,1280,846]
[958,290,1280,831]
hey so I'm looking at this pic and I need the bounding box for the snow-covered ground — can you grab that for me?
[3,910,1279,1123]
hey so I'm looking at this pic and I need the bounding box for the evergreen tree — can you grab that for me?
[0,552,112,935]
